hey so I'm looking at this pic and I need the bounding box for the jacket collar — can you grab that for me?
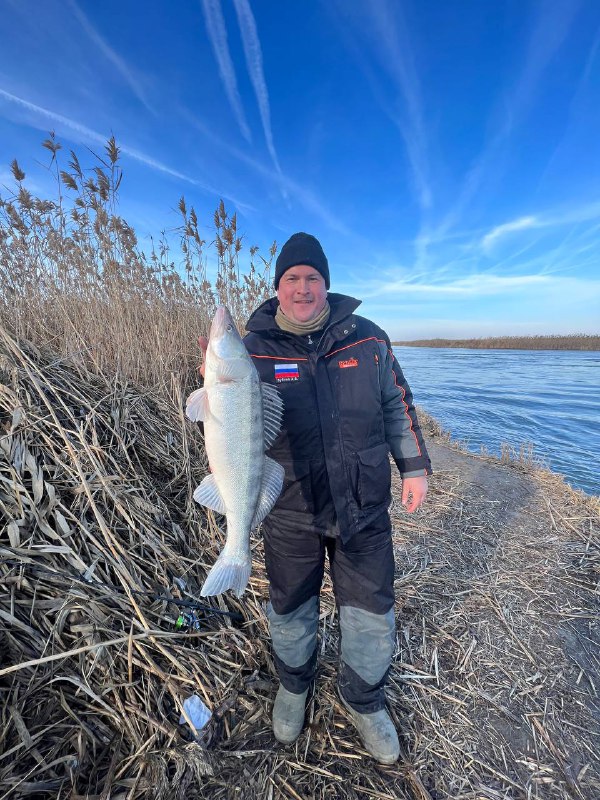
[246,292,361,336]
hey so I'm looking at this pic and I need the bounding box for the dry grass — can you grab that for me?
[1,330,598,799]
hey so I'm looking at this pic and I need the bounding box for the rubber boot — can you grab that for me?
[339,692,400,764]
[272,684,309,744]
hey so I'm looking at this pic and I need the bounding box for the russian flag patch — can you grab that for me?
[274,363,300,382]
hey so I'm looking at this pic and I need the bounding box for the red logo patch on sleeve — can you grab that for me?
[339,357,359,369]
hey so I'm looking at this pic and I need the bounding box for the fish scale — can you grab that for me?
[205,375,263,534]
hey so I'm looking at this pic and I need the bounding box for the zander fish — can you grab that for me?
[185,306,284,597]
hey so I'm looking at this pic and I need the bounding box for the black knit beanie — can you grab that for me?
[274,232,330,289]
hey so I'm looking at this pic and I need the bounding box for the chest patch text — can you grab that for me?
[339,357,359,369]
[274,363,300,382]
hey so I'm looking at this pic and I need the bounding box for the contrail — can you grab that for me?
[367,0,432,211]
[329,0,432,211]
[200,0,252,142]
[67,0,155,114]
[232,0,281,175]
[185,111,350,234]
[0,87,194,182]
[0,86,256,211]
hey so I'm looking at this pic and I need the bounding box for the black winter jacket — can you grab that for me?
[244,293,432,542]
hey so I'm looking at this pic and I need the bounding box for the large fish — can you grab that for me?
[185,306,284,597]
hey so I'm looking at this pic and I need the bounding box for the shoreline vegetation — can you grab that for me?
[0,135,275,392]
[392,334,600,350]
[416,405,547,471]
[1,138,599,798]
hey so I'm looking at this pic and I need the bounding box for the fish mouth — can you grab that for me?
[210,305,235,338]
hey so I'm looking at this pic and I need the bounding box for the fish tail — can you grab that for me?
[200,552,252,598]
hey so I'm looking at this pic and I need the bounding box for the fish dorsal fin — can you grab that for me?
[251,456,285,528]
[261,382,283,448]
[193,473,226,514]
[186,387,209,422]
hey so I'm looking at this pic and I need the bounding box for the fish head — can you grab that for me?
[206,306,253,382]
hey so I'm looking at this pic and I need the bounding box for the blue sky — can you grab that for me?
[1,0,599,339]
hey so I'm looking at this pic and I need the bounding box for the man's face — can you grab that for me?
[277,265,328,324]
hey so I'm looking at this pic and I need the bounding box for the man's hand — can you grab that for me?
[401,475,428,513]
[198,336,208,378]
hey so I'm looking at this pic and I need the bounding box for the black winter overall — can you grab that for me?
[244,294,432,713]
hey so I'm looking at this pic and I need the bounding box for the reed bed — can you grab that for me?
[0,135,275,391]
[1,328,598,799]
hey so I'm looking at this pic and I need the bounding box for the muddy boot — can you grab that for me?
[339,692,400,764]
[272,684,309,744]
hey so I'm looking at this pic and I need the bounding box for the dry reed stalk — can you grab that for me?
[1,332,598,799]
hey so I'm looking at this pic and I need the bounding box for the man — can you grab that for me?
[200,232,431,764]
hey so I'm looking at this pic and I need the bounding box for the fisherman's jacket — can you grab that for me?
[244,293,432,543]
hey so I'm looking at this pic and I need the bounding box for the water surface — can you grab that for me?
[393,347,599,496]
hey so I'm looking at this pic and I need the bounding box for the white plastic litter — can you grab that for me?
[179,694,212,730]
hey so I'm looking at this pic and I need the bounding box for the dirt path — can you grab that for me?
[382,437,600,799]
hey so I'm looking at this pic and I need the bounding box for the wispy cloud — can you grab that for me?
[363,272,553,299]
[330,0,431,211]
[232,0,281,176]
[67,0,154,114]
[360,273,600,339]
[347,194,600,309]
[200,0,252,142]
[481,202,600,254]
[512,0,582,115]
[367,1,431,211]
[439,1,582,234]
[481,216,538,252]
[538,26,600,185]
[0,87,254,211]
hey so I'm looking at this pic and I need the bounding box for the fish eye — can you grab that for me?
[226,324,233,332]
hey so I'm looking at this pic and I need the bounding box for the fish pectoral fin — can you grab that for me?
[216,359,251,382]
[193,474,227,514]
[261,382,283,448]
[185,387,209,422]
[251,456,285,528]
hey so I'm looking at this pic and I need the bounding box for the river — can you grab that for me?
[393,347,599,496]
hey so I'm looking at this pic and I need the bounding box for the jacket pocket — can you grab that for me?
[356,443,391,509]
[275,460,315,514]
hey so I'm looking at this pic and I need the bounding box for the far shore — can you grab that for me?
[392,334,599,351]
